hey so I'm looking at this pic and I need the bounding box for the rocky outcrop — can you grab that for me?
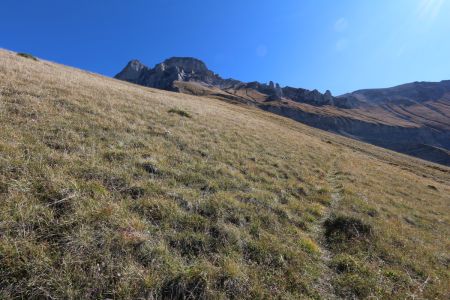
[282,87,331,106]
[241,81,284,100]
[116,57,225,91]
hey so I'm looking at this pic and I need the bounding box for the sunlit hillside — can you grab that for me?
[1,49,449,299]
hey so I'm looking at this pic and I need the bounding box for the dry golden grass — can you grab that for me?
[0,49,449,299]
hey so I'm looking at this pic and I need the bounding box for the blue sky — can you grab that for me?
[1,0,449,95]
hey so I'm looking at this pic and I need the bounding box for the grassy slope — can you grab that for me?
[0,49,449,299]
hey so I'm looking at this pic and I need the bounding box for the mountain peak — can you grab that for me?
[114,59,146,82]
[126,59,145,70]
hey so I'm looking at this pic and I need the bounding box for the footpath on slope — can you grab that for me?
[311,155,344,299]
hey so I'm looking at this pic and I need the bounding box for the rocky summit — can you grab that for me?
[116,58,450,166]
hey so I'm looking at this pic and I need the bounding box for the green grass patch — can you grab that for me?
[168,108,192,118]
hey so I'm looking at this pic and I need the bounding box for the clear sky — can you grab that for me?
[1,0,449,95]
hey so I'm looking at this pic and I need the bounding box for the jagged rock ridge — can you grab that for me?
[115,57,342,106]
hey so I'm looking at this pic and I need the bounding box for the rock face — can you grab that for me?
[261,104,450,166]
[114,60,146,83]
[115,57,450,166]
[282,87,345,107]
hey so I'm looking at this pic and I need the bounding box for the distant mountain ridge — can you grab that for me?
[115,57,450,166]
[341,80,450,107]
[115,57,356,107]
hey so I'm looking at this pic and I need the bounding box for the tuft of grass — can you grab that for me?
[160,265,211,299]
[17,52,38,61]
[299,237,320,255]
[330,254,362,274]
[168,108,192,118]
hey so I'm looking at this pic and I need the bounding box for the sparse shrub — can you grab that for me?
[168,108,192,118]
[324,214,373,245]
[17,52,38,61]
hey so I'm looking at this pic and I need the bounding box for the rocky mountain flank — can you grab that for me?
[115,58,450,166]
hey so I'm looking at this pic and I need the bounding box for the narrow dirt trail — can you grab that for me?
[312,155,344,299]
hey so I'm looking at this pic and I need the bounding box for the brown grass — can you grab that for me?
[0,48,449,299]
